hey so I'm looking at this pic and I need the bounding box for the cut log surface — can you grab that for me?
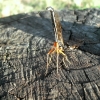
[0,8,100,100]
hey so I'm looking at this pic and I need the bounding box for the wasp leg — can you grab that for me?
[56,47,59,74]
[59,49,71,64]
[46,46,56,75]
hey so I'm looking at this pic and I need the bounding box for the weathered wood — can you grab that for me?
[0,8,100,100]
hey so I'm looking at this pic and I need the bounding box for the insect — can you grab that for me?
[46,7,70,74]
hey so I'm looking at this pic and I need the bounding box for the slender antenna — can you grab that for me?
[46,7,64,47]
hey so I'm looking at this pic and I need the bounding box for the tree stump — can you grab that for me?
[0,8,100,100]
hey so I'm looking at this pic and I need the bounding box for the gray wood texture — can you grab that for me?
[0,8,100,100]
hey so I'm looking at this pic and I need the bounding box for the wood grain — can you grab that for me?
[0,8,100,100]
